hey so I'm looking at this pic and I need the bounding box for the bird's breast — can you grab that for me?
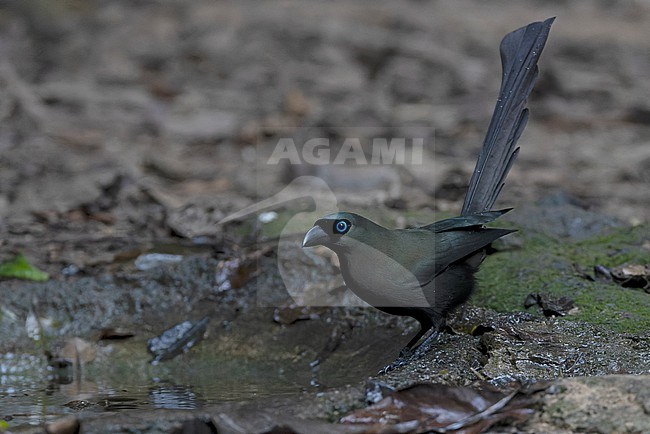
[337,239,430,308]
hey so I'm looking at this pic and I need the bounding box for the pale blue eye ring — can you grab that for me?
[334,219,350,234]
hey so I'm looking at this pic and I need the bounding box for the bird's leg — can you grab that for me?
[377,313,448,375]
[378,318,436,374]
[406,315,445,358]
[398,323,433,358]
[378,338,430,375]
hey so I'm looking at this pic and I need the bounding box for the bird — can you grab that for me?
[302,18,554,368]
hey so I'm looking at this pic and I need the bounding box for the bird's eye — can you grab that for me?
[334,219,351,234]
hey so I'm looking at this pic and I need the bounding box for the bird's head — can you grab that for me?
[302,212,378,252]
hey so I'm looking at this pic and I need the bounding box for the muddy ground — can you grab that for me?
[0,0,649,433]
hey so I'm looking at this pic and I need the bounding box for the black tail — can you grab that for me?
[461,18,554,215]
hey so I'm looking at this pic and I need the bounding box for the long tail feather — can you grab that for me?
[461,17,554,215]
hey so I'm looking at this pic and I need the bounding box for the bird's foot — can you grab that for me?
[412,331,440,360]
[377,345,422,374]
[398,346,414,359]
[377,356,411,375]
[377,332,441,375]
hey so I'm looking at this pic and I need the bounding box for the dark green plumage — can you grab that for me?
[303,18,554,363]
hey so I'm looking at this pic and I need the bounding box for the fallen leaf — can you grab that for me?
[0,253,49,281]
[610,263,650,290]
[524,293,575,317]
[273,305,325,325]
[45,415,79,434]
[48,337,98,366]
[215,257,258,292]
[98,327,135,340]
[341,383,535,434]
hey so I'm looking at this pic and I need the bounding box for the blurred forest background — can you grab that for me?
[0,0,648,270]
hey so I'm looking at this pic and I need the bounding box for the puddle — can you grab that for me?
[0,312,402,429]
[2,347,313,427]
[0,249,405,430]
[2,377,302,427]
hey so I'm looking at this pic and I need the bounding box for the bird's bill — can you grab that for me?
[302,225,328,248]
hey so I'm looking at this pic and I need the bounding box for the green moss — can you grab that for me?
[473,224,650,334]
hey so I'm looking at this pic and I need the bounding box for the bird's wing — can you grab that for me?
[422,208,512,233]
[404,228,515,287]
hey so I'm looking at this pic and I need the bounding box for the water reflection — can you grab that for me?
[149,384,199,410]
